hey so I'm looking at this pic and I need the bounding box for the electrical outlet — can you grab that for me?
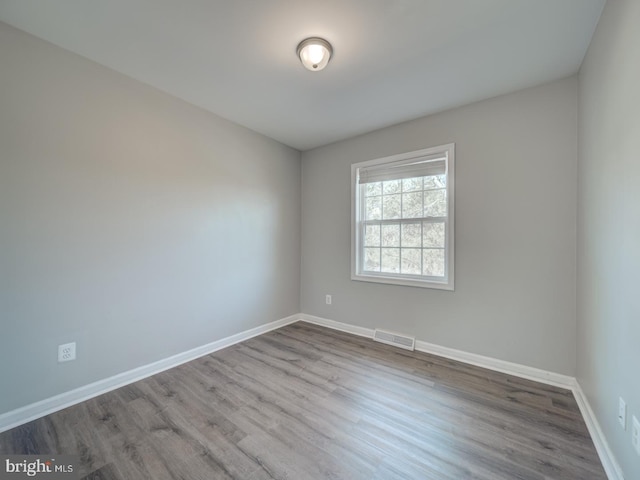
[58,342,76,363]
[325,294,332,305]
[632,416,640,456]
[618,397,627,429]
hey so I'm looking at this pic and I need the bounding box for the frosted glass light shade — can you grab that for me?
[297,37,332,71]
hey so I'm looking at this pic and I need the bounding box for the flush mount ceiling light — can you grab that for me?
[297,37,333,71]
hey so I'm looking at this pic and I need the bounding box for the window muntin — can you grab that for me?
[351,145,454,290]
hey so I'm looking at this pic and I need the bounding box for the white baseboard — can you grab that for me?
[300,313,375,339]
[572,382,625,480]
[300,313,574,388]
[414,339,575,389]
[0,314,300,433]
[299,314,623,480]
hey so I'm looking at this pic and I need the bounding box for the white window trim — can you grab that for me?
[351,143,455,290]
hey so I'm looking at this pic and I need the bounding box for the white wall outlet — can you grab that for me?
[632,416,640,456]
[58,342,76,363]
[618,397,627,429]
[325,294,332,305]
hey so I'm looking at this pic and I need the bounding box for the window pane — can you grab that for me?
[365,182,381,196]
[423,249,445,277]
[402,191,423,218]
[423,222,445,247]
[401,223,421,247]
[365,196,381,220]
[424,189,447,217]
[424,174,446,189]
[381,248,400,273]
[381,224,400,247]
[382,194,401,219]
[401,248,421,275]
[402,177,422,192]
[364,248,381,272]
[365,224,381,247]
[383,180,401,194]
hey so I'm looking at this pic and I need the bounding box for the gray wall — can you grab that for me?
[577,0,640,477]
[0,22,301,414]
[302,77,578,375]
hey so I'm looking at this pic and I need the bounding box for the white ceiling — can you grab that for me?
[0,0,605,151]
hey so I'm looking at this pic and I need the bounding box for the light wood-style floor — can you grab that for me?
[0,323,606,479]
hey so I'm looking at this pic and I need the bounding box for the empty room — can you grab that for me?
[0,1,638,479]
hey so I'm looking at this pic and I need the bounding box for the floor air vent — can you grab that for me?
[373,329,415,351]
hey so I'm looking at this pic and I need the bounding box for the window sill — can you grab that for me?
[351,272,454,291]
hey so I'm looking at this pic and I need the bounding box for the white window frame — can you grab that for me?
[351,143,455,290]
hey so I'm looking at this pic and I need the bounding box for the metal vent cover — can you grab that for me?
[373,329,415,351]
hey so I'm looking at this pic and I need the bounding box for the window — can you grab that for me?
[351,144,454,290]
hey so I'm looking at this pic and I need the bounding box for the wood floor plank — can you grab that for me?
[0,323,606,479]
[80,463,121,480]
